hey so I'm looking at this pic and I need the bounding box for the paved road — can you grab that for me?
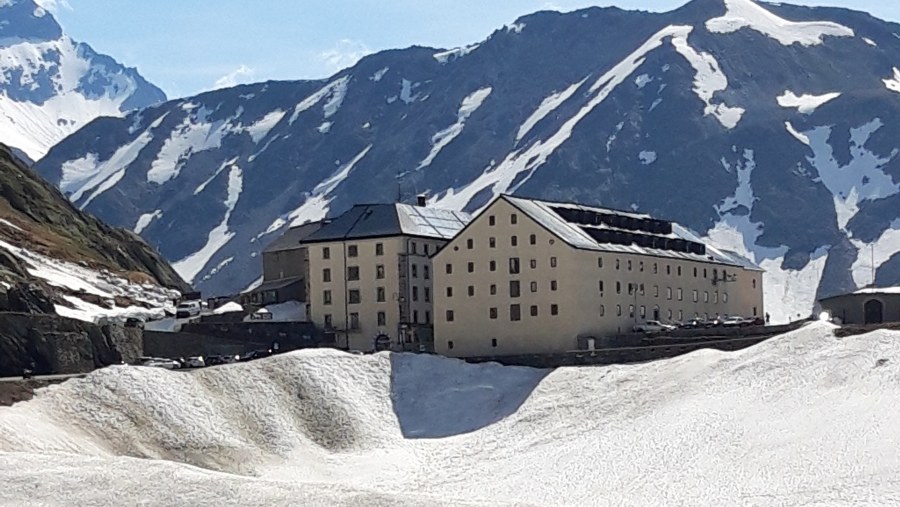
[0,373,86,383]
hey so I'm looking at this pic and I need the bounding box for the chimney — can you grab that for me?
[416,194,427,207]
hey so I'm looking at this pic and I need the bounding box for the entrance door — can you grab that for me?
[864,299,884,324]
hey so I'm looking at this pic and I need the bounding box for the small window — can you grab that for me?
[424,244,430,255]
[347,266,360,281]
[550,257,557,268]
[704,268,708,278]
[412,287,419,301]
[425,287,431,302]
[692,290,698,302]
[550,280,558,291]
[529,234,536,245]
[598,257,603,268]
[752,278,757,289]
[628,283,635,296]
[678,310,684,321]
[425,311,431,324]
[510,280,521,298]
[713,269,718,280]
[617,304,622,316]
[667,309,673,320]
[653,263,658,274]
[424,265,430,280]
[468,285,475,297]
[413,310,418,323]
[666,287,672,300]
[448,340,454,349]
[489,215,496,226]
[531,281,538,293]
[640,305,646,318]
[511,236,518,247]
[677,288,683,301]
[489,260,497,272]
[323,247,331,259]
[629,305,635,318]
[446,263,453,274]
[377,287,386,302]
[693,267,698,277]
[324,314,333,328]
[349,290,361,304]
[468,261,475,273]
[377,311,386,326]
[446,287,453,297]
[490,307,498,319]
[599,280,604,293]
[550,304,559,316]
[410,242,417,255]
[490,284,497,295]
[323,290,332,305]
[446,310,455,322]
[509,257,520,274]
[723,292,728,303]
[704,291,710,303]
[375,243,384,256]
[616,281,622,294]
[627,260,632,271]
[323,268,331,282]
[666,265,671,275]
[348,245,358,257]
[714,291,719,304]
[467,238,474,250]
[412,264,418,278]
[616,259,620,270]
[530,305,538,317]
[530,259,537,269]
[349,313,360,330]
[376,265,385,279]
[489,237,496,248]
[640,283,645,296]
[510,304,521,321]
[491,338,498,347]
[639,261,644,272]
[511,213,518,224]
[599,305,605,316]
[654,285,659,297]
[753,306,758,316]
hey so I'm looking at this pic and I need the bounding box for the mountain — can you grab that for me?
[0,0,166,160]
[35,0,900,322]
[0,142,188,321]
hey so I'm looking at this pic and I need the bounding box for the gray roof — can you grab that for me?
[250,276,304,293]
[263,221,327,253]
[503,195,763,271]
[303,203,470,243]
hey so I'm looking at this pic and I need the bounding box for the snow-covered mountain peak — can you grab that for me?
[706,0,854,45]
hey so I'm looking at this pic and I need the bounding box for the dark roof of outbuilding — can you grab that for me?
[262,221,327,253]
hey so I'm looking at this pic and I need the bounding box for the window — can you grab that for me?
[347,266,360,281]
[530,305,538,317]
[616,281,622,294]
[468,285,475,297]
[713,269,718,281]
[349,290,361,304]
[640,283,645,296]
[693,290,698,302]
[446,310,455,322]
[714,291,719,304]
[510,304,521,321]
[468,262,475,273]
[752,278,757,289]
[490,307,498,319]
[677,266,682,276]
[511,235,518,247]
[448,340,454,349]
[531,281,538,293]
[323,290,332,305]
[348,245,358,257]
[753,306,758,316]
[628,283,635,296]
[376,243,384,256]
[666,287,672,300]
[529,234,536,245]
[490,260,497,272]
[377,311,386,326]
[667,309,673,320]
[550,257,557,268]
[490,284,497,295]
[629,305,635,318]
[324,314,333,328]
[349,313,360,330]
[598,257,604,268]
[425,288,431,302]
[489,237,496,248]
[323,268,331,282]
[677,288,683,301]
[376,265,385,279]
[653,263,658,274]
[511,213,518,224]
[489,215,496,226]
[446,287,453,297]
[600,305,605,316]
[678,310,684,321]
[627,260,632,271]
[693,267,698,277]
[599,281,604,293]
[424,265,430,280]
[510,280,520,298]
[509,257,520,274]
[377,287,386,302]
[639,261,644,272]
[530,259,537,269]
[413,310,418,323]
[425,311,431,324]
[412,264,418,278]
[550,280,558,291]
[654,285,659,297]
[723,292,728,303]
[424,244,430,255]
[616,259,620,270]
[412,287,419,301]
[666,265,671,275]
[704,291,709,303]
[704,268,708,278]
[467,238,474,249]
[410,242,417,255]
[446,263,453,274]
[640,305,646,318]
[323,247,330,259]
[492,338,498,348]
[617,305,622,316]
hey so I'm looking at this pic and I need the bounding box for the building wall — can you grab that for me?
[821,293,900,324]
[262,248,308,282]
[434,198,765,358]
[307,235,445,352]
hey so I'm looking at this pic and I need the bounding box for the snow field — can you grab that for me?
[2,323,900,505]
[706,0,854,46]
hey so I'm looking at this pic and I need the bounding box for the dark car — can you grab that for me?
[239,349,272,362]
[124,317,144,329]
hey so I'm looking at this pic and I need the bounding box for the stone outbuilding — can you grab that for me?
[819,287,900,325]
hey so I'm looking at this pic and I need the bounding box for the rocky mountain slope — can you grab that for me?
[0,143,188,321]
[0,0,165,160]
[35,0,900,322]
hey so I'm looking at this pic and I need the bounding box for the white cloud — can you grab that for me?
[213,65,256,90]
[33,0,72,13]
[320,39,372,74]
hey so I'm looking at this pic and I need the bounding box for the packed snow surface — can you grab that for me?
[706,0,854,46]
[3,323,900,505]
[776,90,840,114]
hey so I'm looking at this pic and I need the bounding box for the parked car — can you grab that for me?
[185,356,205,368]
[721,316,746,327]
[124,317,144,329]
[240,349,272,362]
[633,320,676,333]
[144,359,180,370]
[175,301,201,319]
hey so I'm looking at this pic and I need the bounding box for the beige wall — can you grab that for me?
[434,198,765,358]
[307,235,445,352]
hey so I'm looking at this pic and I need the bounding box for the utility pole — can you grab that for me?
[871,244,876,287]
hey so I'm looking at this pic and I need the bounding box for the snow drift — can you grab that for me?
[1,322,900,505]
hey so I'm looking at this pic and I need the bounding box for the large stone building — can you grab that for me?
[819,287,900,325]
[434,195,764,357]
[303,201,470,352]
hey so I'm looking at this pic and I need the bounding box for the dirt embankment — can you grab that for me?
[0,378,55,406]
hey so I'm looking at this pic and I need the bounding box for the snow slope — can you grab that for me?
[2,323,900,505]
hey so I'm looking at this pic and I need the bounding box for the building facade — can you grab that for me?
[303,203,470,352]
[820,288,900,325]
[434,196,764,357]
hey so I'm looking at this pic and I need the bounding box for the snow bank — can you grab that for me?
[213,301,243,315]
[706,0,854,46]
[776,90,840,114]
[3,323,900,505]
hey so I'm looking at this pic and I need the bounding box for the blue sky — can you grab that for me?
[42,0,900,99]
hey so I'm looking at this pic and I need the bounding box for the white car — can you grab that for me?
[175,301,202,319]
[144,359,180,370]
[633,320,676,333]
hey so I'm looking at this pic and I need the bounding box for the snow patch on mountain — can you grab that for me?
[438,25,694,211]
[400,79,422,104]
[147,106,238,185]
[133,210,161,235]
[433,44,480,63]
[515,78,586,143]
[864,37,877,47]
[194,157,238,196]
[883,67,900,93]
[245,110,285,143]
[671,31,745,129]
[415,87,492,171]
[706,0,854,46]
[288,76,349,124]
[850,219,900,287]
[784,121,810,145]
[317,121,332,134]
[639,150,657,164]
[370,67,388,82]
[776,90,840,114]
[313,145,372,196]
[172,164,243,284]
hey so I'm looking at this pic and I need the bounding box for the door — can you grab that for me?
[864,299,883,325]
